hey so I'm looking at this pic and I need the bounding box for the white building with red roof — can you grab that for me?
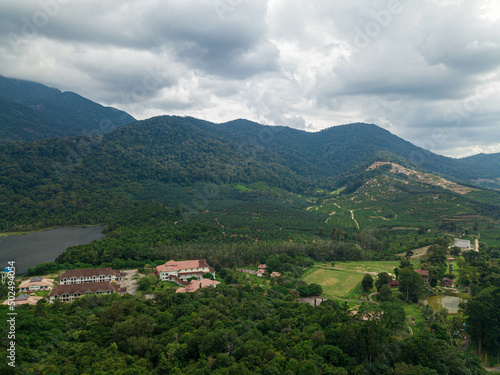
[156,259,215,282]
[18,277,54,293]
[48,281,125,303]
[58,268,124,285]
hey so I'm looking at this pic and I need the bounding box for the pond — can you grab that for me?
[423,295,467,314]
[0,226,106,275]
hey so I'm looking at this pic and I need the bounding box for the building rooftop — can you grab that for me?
[59,267,122,280]
[19,278,54,289]
[176,279,221,293]
[49,281,123,297]
[415,269,429,276]
[2,294,42,306]
[156,259,211,273]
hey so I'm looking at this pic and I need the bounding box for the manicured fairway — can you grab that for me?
[303,268,364,298]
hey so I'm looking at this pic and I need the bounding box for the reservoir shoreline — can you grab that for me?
[0,225,106,275]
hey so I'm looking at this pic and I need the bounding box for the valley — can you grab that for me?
[0,87,499,373]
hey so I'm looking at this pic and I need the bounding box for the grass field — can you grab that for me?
[304,261,416,299]
[302,268,364,298]
[327,261,401,275]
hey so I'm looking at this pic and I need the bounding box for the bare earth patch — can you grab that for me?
[367,162,477,194]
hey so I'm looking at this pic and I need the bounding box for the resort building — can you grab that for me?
[176,278,221,293]
[2,294,43,306]
[156,259,215,282]
[18,277,54,293]
[48,281,124,303]
[58,268,124,285]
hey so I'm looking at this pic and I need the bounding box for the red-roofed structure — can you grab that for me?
[441,278,454,287]
[48,281,125,302]
[388,280,399,288]
[2,294,42,306]
[415,269,429,284]
[176,279,221,293]
[59,268,124,285]
[156,259,215,282]
[19,277,54,292]
[415,269,429,276]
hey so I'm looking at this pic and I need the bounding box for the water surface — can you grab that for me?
[0,226,106,274]
[424,295,466,314]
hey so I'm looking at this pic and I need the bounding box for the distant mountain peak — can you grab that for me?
[0,75,135,142]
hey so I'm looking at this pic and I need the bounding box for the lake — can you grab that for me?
[423,295,466,314]
[0,226,106,275]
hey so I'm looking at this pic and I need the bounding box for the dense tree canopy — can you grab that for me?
[464,286,500,354]
[0,285,486,374]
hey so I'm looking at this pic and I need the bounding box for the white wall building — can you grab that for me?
[156,259,215,282]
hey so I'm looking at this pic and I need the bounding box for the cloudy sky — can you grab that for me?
[1,0,499,157]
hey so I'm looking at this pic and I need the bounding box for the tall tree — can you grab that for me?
[375,272,393,291]
[362,273,374,292]
[464,286,500,354]
[398,268,424,303]
[377,284,394,302]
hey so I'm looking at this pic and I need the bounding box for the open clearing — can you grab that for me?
[304,261,403,298]
[318,260,400,275]
[303,268,364,298]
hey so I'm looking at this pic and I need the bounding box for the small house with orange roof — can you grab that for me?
[3,294,43,306]
[176,279,221,293]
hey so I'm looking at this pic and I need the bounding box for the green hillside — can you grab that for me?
[0,115,499,236]
[0,75,135,142]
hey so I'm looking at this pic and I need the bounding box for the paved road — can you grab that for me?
[120,269,139,295]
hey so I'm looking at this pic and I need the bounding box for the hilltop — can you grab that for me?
[0,115,498,245]
[0,75,135,142]
[367,161,477,195]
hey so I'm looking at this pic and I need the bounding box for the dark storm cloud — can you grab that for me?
[0,0,498,157]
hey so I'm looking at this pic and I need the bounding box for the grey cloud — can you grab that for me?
[0,0,499,157]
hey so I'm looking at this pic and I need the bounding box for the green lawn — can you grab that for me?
[326,261,400,275]
[302,268,364,298]
[304,261,409,299]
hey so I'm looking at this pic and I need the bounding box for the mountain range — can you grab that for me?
[0,76,499,237]
[0,75,135,142]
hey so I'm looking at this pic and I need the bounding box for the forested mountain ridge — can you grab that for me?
[207,118,500,187]
[0,115,499,232]
[0,75,135,142]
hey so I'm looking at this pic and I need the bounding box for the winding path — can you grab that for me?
[368,292,379,304]
[349,210,360,229]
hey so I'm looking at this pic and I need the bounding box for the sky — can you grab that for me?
[0,0,499,158]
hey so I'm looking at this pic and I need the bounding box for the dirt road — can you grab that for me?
[120,269,139,295]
